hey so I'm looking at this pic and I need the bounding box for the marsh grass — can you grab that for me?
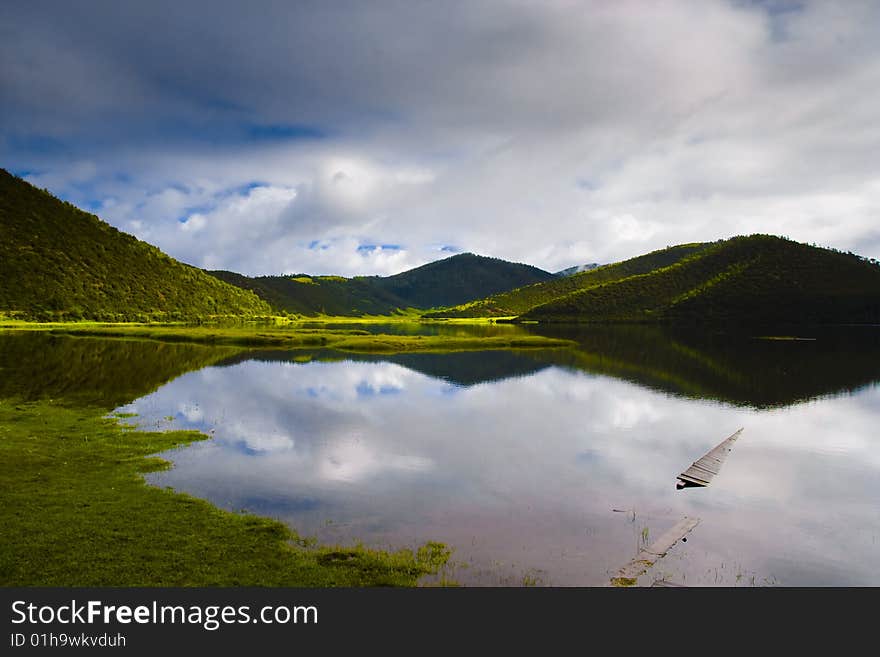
[1,322,574,353]
[0,398,450,586]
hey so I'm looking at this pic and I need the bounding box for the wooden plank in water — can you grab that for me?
[610,516,700,586]
[676,428,743,489]
[642,516,701,556]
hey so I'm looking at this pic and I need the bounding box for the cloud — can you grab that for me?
[108,153,438,275]
[3,0,880,274]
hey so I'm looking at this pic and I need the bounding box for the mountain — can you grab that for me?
[521,235,880,324]
[425,242,711,318]
[207,270,410,316]
[554,263,599,277]
[0,169,272,321]
[370,253,554,307]
[210,253,555,316]
[9,166,874,327]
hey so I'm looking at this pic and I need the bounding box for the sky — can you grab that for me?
[3,0,880,277]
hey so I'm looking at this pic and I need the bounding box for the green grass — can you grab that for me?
[1,322,575,353]
[0,398,450,586]
[609,576,638,587]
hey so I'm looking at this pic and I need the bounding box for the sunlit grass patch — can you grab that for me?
[0,398,451,586]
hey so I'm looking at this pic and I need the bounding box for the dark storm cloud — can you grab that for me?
[2,0,543,142]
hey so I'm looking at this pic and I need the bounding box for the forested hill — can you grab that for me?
[521,235,880,324]
[209,253,555,316]
[370,253,555,308]
[207,270,411,317]
[0,169,272,321]
[425,243,711,318]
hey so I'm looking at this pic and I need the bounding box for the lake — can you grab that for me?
[4,325,880,585]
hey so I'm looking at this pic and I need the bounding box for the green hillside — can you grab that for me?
[210,253,554,316]
[370,252,554,308]
[522,235,880,324]
[0,169,272,321]
[425,243,711,318]
[208,270,410,316]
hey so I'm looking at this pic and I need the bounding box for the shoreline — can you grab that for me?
[0,321,574,353]
[0,397,451,586]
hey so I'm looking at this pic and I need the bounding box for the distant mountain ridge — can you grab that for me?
[370,253,554,307]
[0,168,553,320]
[4,167,880,326]
[0,169,272,321]
[209,253,555,316]
[207,270,410,316]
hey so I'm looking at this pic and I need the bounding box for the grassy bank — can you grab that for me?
[0,397,449,586]
[0,320,567,585]
[0,322,574,353]
[287,314,517,324]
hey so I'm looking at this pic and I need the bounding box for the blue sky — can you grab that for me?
[3,0,880,276]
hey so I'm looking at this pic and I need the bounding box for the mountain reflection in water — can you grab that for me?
[3,326,879,586]
[107,325,880,586]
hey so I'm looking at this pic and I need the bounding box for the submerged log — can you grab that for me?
[676,428,743,489]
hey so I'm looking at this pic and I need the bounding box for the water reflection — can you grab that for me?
[3,328,879,585]
[119,349,880,586]
[215,348,553,388]
[0,331,240,407]
[529,324,880,408]
[219,323,880,407]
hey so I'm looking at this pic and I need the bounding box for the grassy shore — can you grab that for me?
[0,321,574,352]
[0,397,450,586]
[0,319,570,586]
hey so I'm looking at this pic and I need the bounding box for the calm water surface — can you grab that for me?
[105,325,880,586]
